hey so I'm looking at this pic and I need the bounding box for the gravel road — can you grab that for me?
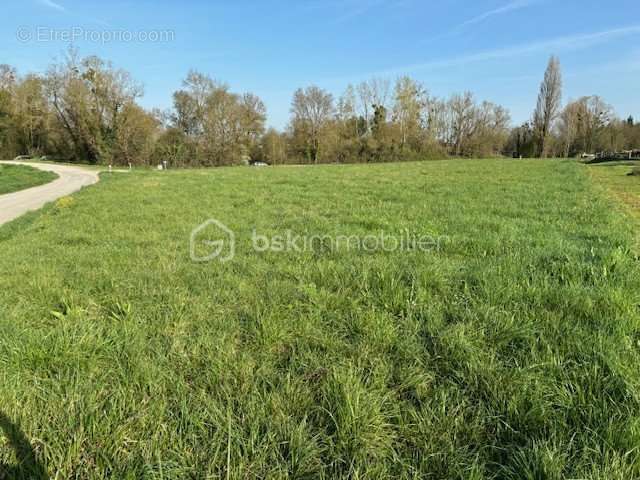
[0,161,99,226]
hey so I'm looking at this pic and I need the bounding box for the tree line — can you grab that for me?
[0,50,638,166]
[506,56,640,158]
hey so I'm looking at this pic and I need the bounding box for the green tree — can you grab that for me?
[290,86,334,164]
[393,76,426,151]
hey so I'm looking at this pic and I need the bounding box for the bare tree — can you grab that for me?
[337,85,356,121]
[533,56,562,157]
[448,92,476,156]
[356,81,372,132]
[576,95,612,154]
[355,77,391,134]
[558,100,581,157]
[369,77,391,113]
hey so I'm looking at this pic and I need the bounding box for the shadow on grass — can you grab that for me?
[0,412,47,480]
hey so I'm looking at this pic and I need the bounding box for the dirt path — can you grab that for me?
[0,161,99,226]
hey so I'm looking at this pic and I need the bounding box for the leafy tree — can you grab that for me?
[290,86,334,164]
[259,128,288,165]
[506,122,535,158]
[45,50,143,163]
[0,65,17,158]
[15,75,52,156]
[153,128,196,167]
[393,76,426,151]
[114,103,159,165]
[169,71,266,166]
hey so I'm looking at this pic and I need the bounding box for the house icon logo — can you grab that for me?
[190,218,236,263]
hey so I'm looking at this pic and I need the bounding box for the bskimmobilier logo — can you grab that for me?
[190,218,448,263]
[190,219,236,263]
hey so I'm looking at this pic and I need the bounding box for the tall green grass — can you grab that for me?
[0,159,639,478]
[588,163,640,222]
[0,164,57,195]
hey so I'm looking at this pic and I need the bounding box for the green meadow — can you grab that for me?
[0,164,57,195]
[589,162,640,220]
[1,159,639,479]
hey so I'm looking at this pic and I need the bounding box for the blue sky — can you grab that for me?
[3,0,640,129]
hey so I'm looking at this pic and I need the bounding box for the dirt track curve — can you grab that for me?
[0,161,99,226]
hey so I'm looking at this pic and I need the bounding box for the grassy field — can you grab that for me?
[1,159,639,479]
[0,164,58,195]
[588,162,640,220]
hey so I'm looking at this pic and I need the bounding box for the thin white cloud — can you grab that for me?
[384,24,640,76]
[37,0,66,12]
[36,0,112,27]
[458,0,536,29]
[423,0,539,44]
